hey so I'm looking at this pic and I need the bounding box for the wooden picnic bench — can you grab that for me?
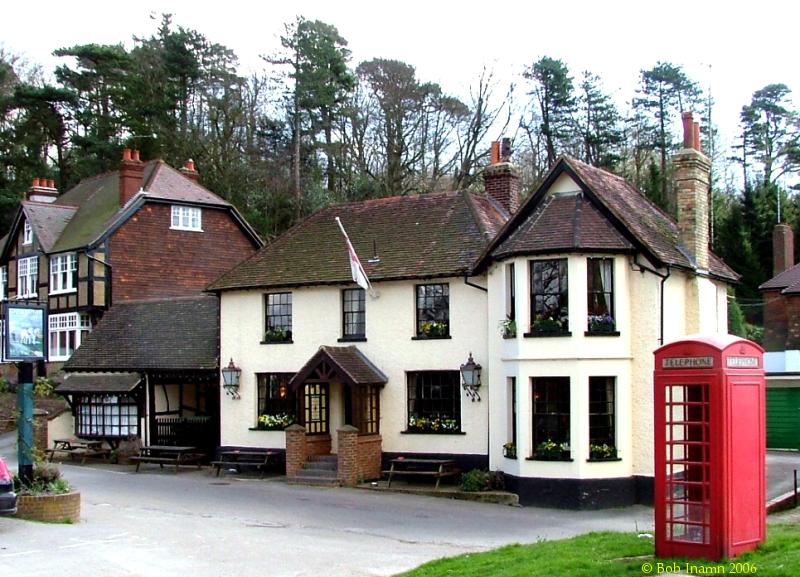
[382,458,460,490]
[210,449,278,478]
[130,445,204,473]
[47,438,110,464]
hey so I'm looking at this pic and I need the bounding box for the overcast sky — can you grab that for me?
[4,0,797,159]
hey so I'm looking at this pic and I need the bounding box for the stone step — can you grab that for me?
[287,475,340,487]
[296,468,338,478]
[307,454,338,463]
[302,460,338,472]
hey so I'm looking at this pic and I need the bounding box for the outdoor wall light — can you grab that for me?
[221,358,242,399]
[460,352,482,402]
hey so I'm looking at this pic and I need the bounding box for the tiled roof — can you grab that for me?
[288,346,388,390]
[760,263,800,293]
[51,161,235,252]
[485,156,738,281]
[208,190,508,291]
[22,202,78,252]
[55,372,142,394]
[64,295,219,371]
[493,193,633,258]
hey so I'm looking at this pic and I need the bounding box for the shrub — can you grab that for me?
[14,463,71,495]
[33,377,55,398]
[461,469,490,492]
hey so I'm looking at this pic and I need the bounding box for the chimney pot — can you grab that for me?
[693,122,701,152]
[185,159,196,172]
[490,141,500,165]
[131,149,140,162]
[682,112,694,149]
[122,148,132,161]
[32,177,40,187]
[48,179,55,188]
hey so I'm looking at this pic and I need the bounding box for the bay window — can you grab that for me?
[531,376,571,459]
[49,312,91,361]
[50,253,77,294]
[587,258,615,333]
[17,256,38,298]
[75,394,139,438]
[529,259,569,335]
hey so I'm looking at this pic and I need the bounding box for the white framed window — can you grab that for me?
[0,320,5,362]
[76,394,139,437]
[17,256,38,298]
[23,220,33,245]
[49,253,77,294]
[0,265,7,301]
[170,205,202,231]
[48,312,91,361]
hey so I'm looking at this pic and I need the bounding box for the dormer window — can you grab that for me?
[50,253,77,294]
[23,220,33,245]
[170,205,202,231]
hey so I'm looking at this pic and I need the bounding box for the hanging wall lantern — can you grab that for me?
[221,358,242,399]
[460,352,482,402]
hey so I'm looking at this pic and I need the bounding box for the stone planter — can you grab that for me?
[15,490,80,523]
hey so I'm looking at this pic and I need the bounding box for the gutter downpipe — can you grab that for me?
[464,274,488,293]
[633,258,671,346]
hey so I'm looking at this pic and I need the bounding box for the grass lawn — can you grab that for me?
[396,524,800,577]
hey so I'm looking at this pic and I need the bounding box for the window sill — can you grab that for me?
[526,456,574,462]
[169,226,204,232]
[411,335,452,341]
[248,427,288,432]
[584,331,620,337]
[586,457,622,462]
[401,429,465,435]
[338,336,367,343]
[260,340,294,345]
[523,331,572,338]
[503,454,517,460]
[50,289,77,296]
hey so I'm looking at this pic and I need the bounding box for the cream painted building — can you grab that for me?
[210,127,736,508]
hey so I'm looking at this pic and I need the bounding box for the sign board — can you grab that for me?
[3,302,48,361]
[662,356,714,369]
[726,356,759,368]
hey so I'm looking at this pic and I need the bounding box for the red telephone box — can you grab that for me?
[654,334,765,561]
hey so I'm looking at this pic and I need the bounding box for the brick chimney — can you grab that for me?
[483,138,520,214]
[773,223,795,276]
[119,148,144,207]
[27,178,59,203]
[673,112,710,270]
[180,159,199,182]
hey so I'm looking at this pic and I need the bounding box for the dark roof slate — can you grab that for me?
[22,202,78,252]
[55,372,142,394]
[64,295,220,372]
[288,346,388,390]
[493,193,633,258]
[760,262,800,293]
[209,191,508,291]
[50,161,234,252]
[486,156,738,281]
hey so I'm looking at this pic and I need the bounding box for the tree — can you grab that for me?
[738,83,800,189]
[634,62,701,212]
[576,71,623,169]
[523,56,576,168]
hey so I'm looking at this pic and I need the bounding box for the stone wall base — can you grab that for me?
[14,491,81,523]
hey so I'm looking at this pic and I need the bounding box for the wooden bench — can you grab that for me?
[382,458,460,490]
[47,438,111,464]
[132,446,204,473]
[211,449,278,479]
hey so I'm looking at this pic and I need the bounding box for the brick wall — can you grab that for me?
[109,203,257,302]
[337,426,359,486]
[15,491,81,523]
[304,434,332,457]
[763,290,788,351]
[285,425,306,477]
[785,296,800,350]
[483,162,520,214]
[357,434,382,481]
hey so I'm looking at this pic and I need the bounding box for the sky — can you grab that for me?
[3,0,798,164]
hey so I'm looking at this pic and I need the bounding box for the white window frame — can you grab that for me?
[170,205,203,232]
[0,265,7,301]
[17,256,38,299]
[48,312,91,361]
[23,220,32,245]
[49,253,77,294]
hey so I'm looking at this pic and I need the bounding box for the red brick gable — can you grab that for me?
[110,202,257,302]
